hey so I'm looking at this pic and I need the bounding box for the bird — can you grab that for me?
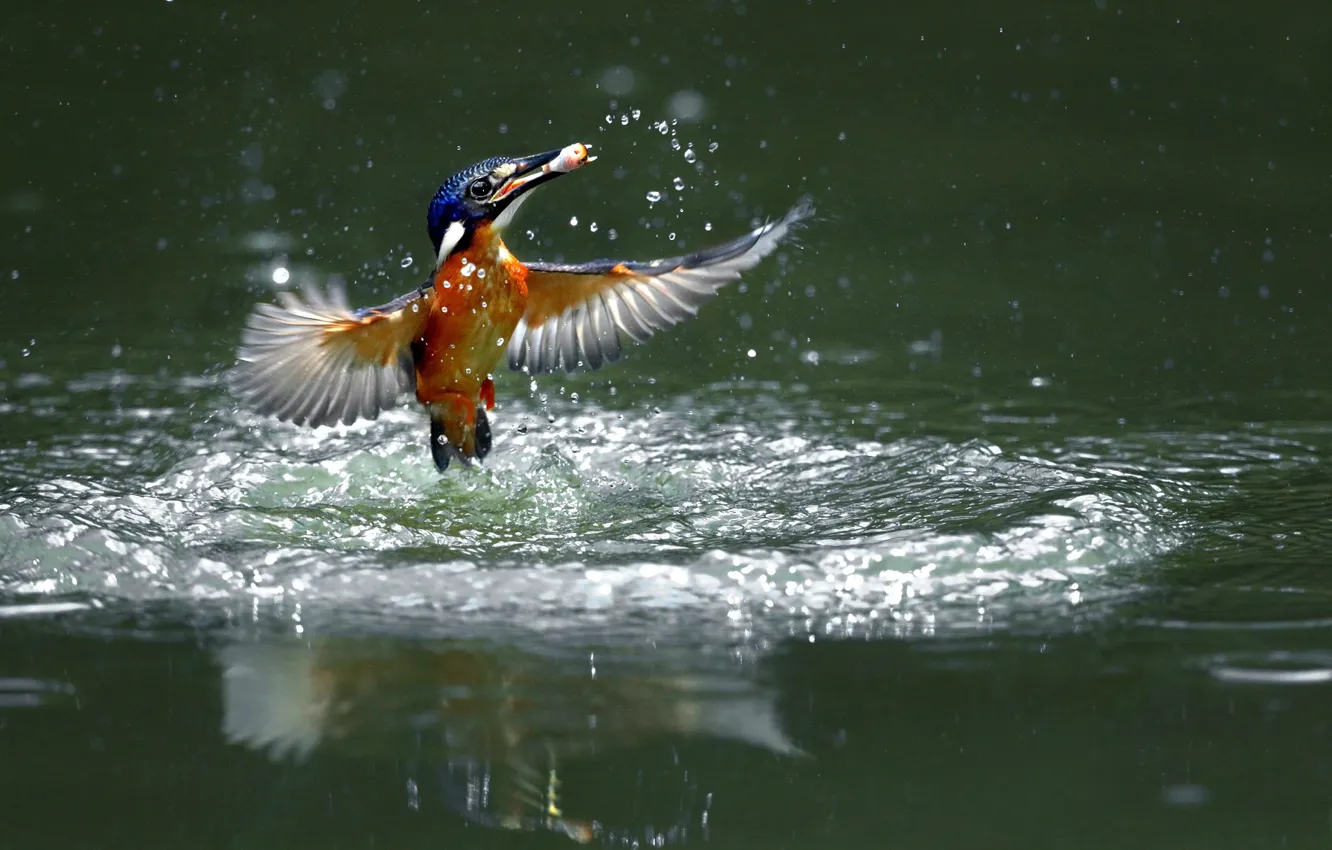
[232,142,813,472]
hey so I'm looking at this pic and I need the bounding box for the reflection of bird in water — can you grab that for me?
[218,637,801,843]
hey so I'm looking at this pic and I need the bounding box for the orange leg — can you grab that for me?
[480,377,495,411]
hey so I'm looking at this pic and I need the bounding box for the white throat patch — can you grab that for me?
[492,193,531,231]
[436,220,466,267]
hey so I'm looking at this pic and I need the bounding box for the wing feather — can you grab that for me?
[232,280,433,427]
[508,196,814,375]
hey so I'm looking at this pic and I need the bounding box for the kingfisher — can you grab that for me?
[233,142,813,471]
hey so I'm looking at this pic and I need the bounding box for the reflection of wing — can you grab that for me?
[218,642,328,761]
[233,282,433,427]
[508,196,814,375]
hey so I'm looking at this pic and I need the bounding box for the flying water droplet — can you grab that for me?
[645,190,662,204]
[477,268,485,278]
[704,222,713,231]
[670,138,681,151]
[569,216,579,226]
[590,222,599,232]
[399,255,414,268]
[620,114,629,126]
[708,141,719,152]
[672,176,685,190]
[683,147,697,163]
[525,229,535,240]
[631,108,641,120]
[496,337,505,346]
[668,232,677,241]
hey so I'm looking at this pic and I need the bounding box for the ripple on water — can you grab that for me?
[2,370,1311,639]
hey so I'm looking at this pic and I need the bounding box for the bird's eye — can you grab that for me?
[468,179,491,200]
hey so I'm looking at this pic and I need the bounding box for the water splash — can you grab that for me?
[0,369,1270,642]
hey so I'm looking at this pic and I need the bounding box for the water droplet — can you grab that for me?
[589,222,599,232]
[631,108,641,120]
[838,131,847,141]
[747,348,757,358]
[599,65,635,96]
[568,215,579,227]
[516,423,528,434]
[525,229,535,240]
[667,89,707,122]
[570,392,580,402]
[620,114,630,126]
[645,190,662,205]
[110,344,122,358]
[476,268,485,278]
[654,120,670,135]
[670,137,681,151]
[400,256,414,268]
[496,337,505,346]
[668,232,677,241]
[608,228,618,240]
[9,270,17,280]
[272,267,290,285]
[464,367,473,375]
[708,141,719,152]
[683,147,697,163]
[442,281,452,289]
[672,176,685,190]
[704,222,712,231]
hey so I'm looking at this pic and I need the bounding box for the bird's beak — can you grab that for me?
[491,142,595,203]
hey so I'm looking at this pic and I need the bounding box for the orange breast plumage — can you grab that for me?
[415,230,528,405]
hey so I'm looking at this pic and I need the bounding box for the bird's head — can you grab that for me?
[427,142,594,267]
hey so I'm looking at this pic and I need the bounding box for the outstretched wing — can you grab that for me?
[508,196,814,375]
[233,281,433,427]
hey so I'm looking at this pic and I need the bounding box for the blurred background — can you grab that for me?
[2,1,1331,847]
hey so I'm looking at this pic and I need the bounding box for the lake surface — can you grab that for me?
[3,1,1331,847]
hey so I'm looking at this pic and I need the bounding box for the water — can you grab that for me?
[4,0,1332,846]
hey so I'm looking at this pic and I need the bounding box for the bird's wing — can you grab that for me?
[508,196,814,375]
[232,281,433,427]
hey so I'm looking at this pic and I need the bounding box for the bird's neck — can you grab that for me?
[434,224,522,290]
